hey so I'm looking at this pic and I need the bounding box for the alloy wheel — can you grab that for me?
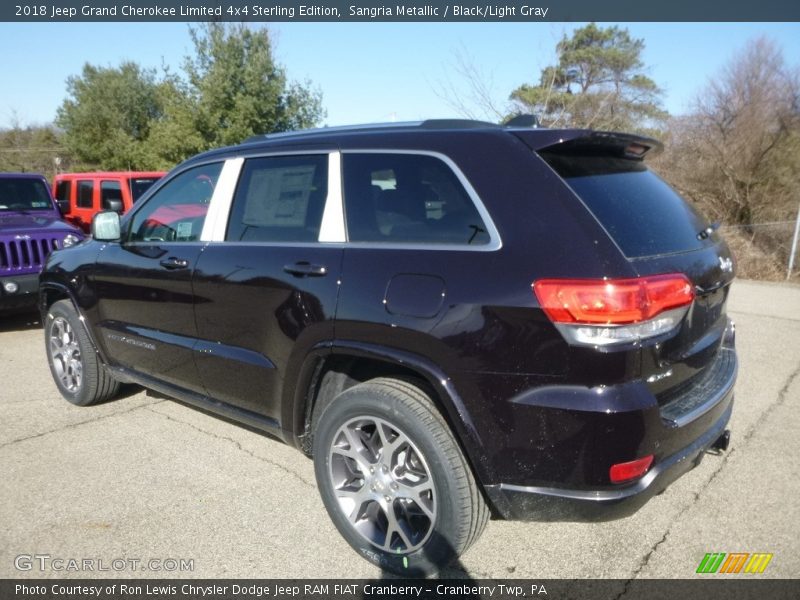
[49,316,82,393]
[328,416,436,554]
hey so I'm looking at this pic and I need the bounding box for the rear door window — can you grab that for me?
[100,180,123,210]
[342,153,490,246]
[540,152,716,258]
[76,180,94,209]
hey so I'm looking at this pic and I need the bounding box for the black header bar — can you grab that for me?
[3,579,800,600]
[4,0,800,22]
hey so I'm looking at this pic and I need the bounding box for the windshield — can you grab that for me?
[129,178,161,202]
[0,178,54,212]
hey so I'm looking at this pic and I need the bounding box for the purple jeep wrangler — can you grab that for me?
[0,173,84,312]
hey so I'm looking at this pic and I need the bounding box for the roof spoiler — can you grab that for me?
[514,129,663,159]
[505,114,541,128]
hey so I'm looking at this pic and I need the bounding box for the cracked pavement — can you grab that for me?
[0,279,798,580]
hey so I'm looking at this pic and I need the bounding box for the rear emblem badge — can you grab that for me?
[719,257,733,273]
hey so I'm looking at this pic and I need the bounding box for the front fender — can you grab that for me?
[39,282,108,365]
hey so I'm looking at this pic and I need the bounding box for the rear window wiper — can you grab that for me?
[468,224,486,244]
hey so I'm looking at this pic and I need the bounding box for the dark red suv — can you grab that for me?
[39,120,737,575]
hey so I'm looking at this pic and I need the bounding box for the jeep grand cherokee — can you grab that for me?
[39,120,737,575]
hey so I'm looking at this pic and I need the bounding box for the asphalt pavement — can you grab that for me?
[0,279,798,580]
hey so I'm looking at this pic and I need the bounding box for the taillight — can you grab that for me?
[533,274,694,346]
[610,455,654,484]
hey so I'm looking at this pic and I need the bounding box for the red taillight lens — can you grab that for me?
[533,274,694,325]
[609,455,654,484]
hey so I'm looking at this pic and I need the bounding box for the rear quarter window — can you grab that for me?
[540,152,716,258]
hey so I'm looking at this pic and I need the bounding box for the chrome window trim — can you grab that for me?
[340,149,502,252]
[196,148,502,251]
[199,241,498,252]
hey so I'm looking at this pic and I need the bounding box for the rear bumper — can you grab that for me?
[482,320,737,521]
[485,396,733,521]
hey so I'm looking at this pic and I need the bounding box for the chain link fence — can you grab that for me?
[720,220,800,282]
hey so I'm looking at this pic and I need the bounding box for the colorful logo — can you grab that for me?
[696,552,773,574]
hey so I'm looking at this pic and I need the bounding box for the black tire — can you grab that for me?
[312,377,489,576]
[45,299,120,406]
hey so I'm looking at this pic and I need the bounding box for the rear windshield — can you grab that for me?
[129,178,161,202]
[0,178,53,212]
[540,152,716,258]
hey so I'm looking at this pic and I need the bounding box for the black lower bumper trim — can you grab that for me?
[1,272,40,311]
[486,398,733,522]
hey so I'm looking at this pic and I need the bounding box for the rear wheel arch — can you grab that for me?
[294,354,430,454]
[292,345,495,492]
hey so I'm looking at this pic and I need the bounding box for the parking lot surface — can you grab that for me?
[1,279,798,579]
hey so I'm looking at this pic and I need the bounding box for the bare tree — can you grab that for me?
[661,37,800,225]
[432,45,511,123]
[653,37,800,281]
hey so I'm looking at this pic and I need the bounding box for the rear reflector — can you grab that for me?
[533,274,694,325]
[610,455,654,484]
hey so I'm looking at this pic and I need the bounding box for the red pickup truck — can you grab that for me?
[53,171,165,233]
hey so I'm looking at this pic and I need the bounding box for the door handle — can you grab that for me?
[283,262,328,277]
[159,257,190,270]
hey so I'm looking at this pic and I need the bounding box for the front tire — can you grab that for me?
[312,377,488,576]
[45,300,120,406]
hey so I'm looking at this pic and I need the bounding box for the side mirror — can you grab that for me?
[56,199,70,215]
[105,198,124,213]
[92,211,121,242]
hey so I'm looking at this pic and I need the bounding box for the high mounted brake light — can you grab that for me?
[533,274,694,346]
